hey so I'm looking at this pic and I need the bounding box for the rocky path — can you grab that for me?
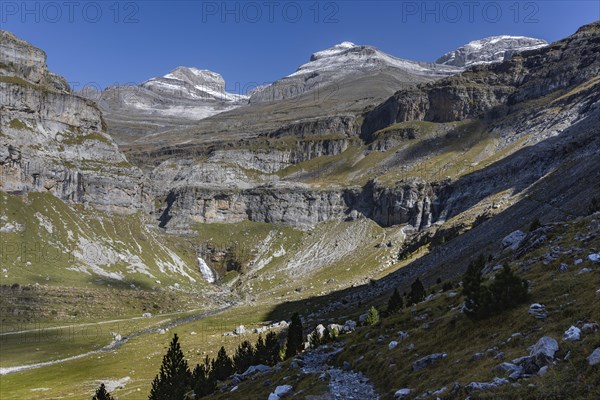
[297,345,379,399]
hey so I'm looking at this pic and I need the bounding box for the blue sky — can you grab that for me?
[2,1,599,93]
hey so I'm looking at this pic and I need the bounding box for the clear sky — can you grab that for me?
[2,1,599,93]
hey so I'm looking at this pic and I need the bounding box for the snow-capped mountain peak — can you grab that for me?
[310,41,356,61]
[436,35,548,68]
[142,66,247,103]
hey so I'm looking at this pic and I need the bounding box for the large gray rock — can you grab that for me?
[495,362,524,380]
[588,348,600,366]
[465,377,509,393]
[502,230,527,250]
[529,336,559,366]
[562,326,581,341]
[528,303,548,319]
[394,388,412,399]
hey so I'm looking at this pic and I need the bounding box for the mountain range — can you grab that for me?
[1,21,599,400]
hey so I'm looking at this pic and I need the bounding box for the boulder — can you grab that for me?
[465,377,509,393]
[512,356,540,374]
[268,384,294,400]
[343,320,357,331]
[314,324,326,337]
[529,336,559,366]
[502,230,526,250]
[588,348,600,366]
[495,362,524,380]
[398,331,409,340]
[588,253,600,263]
[394,388,412,399]
[562,326,581,341]
[412,353,447,371]
[242,364,271,377]
[581,322,599,334]
[389,341,399,350]
[528,303,548,319]
[234,325,246,335]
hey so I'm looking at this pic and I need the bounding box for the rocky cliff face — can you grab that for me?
[436,36,547,68]
[362,23,600,137]
[153,178,445,230]
[0,30,147,214]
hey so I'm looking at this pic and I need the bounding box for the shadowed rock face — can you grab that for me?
[0,30,147,214]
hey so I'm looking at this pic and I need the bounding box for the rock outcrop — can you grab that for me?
[0,30,147,213]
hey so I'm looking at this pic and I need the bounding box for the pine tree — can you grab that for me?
[309,330,321,348]
[365,306,379,326]
[253,334,268,365]
[407,278,426,305]
[285,313,304,359]
[488,264,529,312]
[463,258,528,320]
[322,327,331,343]
[192,356,216,398]
[210,346,234,382]
[149,333,191,400]
[92,383,113,400]
[233,340,255,374]
[386,288,403,314]
[264,331,281,366]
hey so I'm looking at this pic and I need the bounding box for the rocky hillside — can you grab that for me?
[207,213,600,400]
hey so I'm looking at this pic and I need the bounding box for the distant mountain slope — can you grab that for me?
[249,41,459,103]
[80,67,247,144]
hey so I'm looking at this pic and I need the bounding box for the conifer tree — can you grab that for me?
[92,383,113,400]
[192,355,216,398]
[149,334,191,400]
[285,313,304,359]
[408,278,427,305]
[233,340,255,374]
[210,346,234,382]
[264,331,281,366]
[386,288,403,314]
[365,306,380,326]
[253,334,268,365]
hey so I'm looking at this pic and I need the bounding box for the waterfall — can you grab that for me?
[197,257,217,283]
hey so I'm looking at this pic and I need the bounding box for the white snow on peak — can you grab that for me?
[311,41,357,60]
[436,35,548,67]
[143,66,248,102]
[289,42,433,78]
